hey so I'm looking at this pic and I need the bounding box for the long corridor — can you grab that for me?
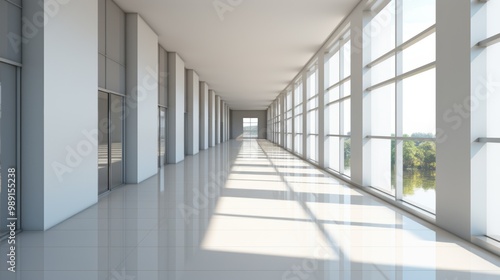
[2,140,500,279]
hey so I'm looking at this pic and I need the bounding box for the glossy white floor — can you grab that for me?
[2,139,500,279]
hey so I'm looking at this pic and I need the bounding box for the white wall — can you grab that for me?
[22,0,98,230]
[199,82,209,150]
[230,110,268,139]
[186,69,200,155]
[125,14,159,183]
[167,52,185,163]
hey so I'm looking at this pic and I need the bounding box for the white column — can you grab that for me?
[199,82,209,150]
[318,51,326,168]
[22,0,99,230]
[227,105,231,140]
[470,0,488,237]
[221,101,226,142]
[186,69,200,155]
[291,86,295,152]
[279,93,285,146]
[302,75,308,159]
[208,90,216,147]
[167,52,185,163]
[435,0,473,239]
[351,5,366,186]
[215,95,221,144]
[125,14,159,183]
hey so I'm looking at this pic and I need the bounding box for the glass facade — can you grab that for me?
[285,90,293,151]
[293,81,303,156]
[366,0,436,213]
[243,118,259,138]
[325,33,351,177]
[307,65,319,162]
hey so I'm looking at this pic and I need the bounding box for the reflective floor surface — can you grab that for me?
[1,139,500,279]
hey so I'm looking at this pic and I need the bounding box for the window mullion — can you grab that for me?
[395,0,404,201]
[339,40,346,173]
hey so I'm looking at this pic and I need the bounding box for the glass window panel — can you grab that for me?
[295,133,303,155]
[487,44,500,138]
[307,96,318,111]
[308,135,318,162]
[370,55,395,86]
[307,70,318,99]
[342,40,351,78]
[328,136,340,172]
[295,114,303,134]
[370,139,396,195]
[110,94,124,189]
[487,0,500,38]
[342,98,351,136]
[487,143,500,240]
[327,102,340,135]
[295,82,303,104]
[159,108,167,167]
[98,92,109,194]
[343,137,351,177]
[401,33,436,74]
[326,86,340,104]
[402,140,436,213]
[402,0,436,43]
[287,92,292,110]
[327,50,340,87]
[371,84,396,137]
[295,104,303,115]
[308,110,318,134]
[369,1,396,61]
[342,80,351,98]
[402,68,436,137]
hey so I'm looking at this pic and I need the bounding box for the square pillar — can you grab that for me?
[199,82,209,150]
[167,52,185,163]
[186,69,200,155]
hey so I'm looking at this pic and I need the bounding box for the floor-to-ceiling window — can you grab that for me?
[325,31,351,177]
[270,101,276,143]
[306,64,319,163]
[0,0,21,237]
[273,99,280,144]
[294,80,304,156]
[285,89,293,151]
[477,0,500,241]
[277,96,283,146]
[243,118,259,138]
[366,0,436,213]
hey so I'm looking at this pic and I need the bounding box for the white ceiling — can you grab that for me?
[114,0,360,110]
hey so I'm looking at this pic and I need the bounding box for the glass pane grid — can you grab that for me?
[366,0,436,213]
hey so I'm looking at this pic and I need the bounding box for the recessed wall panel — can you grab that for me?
[105,0,126,65]
[0,1,22,63]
